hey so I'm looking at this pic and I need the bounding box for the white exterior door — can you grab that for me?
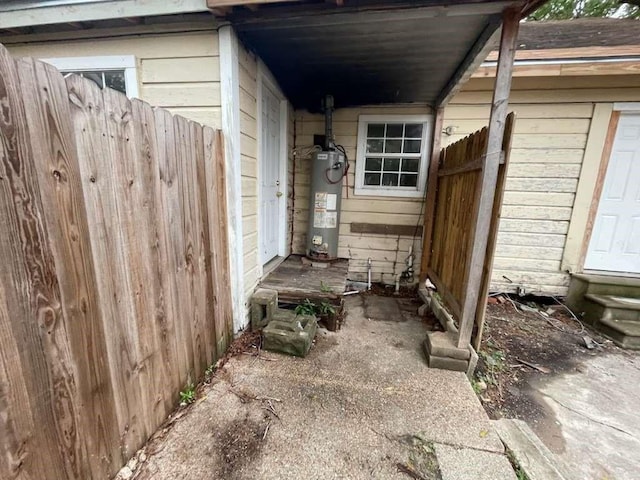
[260,83,282,264]
[585,113,640,274]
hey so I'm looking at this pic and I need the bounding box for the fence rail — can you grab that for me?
[426,113,515,350]
[0,44,232,479]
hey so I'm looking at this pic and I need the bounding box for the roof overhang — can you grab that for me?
[223,0,539,110]
[0,0,212,30]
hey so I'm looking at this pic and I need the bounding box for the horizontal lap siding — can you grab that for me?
[7,31,222,128]
[293,106,430,284]
[446,75,640,296]
[238,43,260,300]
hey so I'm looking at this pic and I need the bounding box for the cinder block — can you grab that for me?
[272,308,297,323]
[250,288,278,330]
[425,331,471,360]
[263,315,318,357]
[422,338,470,372]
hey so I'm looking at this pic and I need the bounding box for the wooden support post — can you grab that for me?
[457,7,520,349]
[419,106,444,283]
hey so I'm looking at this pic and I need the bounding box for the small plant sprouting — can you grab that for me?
[318,301,336,316]
[295,299,317,316]
[179,382,196,406]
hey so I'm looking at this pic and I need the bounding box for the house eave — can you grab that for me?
[0,0,213,30]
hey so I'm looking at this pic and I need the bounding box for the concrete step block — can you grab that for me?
[493,418,570,480]
[263,314,317,357]
[598,318,640,349]
[423,340,469,372]
[250,288,278,330]
[425,331,471,360]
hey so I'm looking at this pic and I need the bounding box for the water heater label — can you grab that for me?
[326,193,337,210]
[314,192,327,208]
[325,211,338,228]
[313,208,326,228]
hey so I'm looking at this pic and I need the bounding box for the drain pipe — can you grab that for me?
[367,257,372,290]
[395,274,401,294]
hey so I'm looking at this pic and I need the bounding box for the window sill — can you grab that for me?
[353,187,425,198]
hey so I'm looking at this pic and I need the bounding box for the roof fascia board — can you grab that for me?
[0,0,212,30]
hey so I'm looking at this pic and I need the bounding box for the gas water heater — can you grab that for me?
[306,95,347,261]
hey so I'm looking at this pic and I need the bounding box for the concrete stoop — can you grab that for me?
[493,418,570,480]
[250,288,318,357]
[566,274,640,350]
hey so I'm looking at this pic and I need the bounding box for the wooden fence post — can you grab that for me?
[419,107,444,282]
[457,7,521,349]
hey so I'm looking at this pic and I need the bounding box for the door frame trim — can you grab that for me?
[257,60,288,273]
[579,110,623,272]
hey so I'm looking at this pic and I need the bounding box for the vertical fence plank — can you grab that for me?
[193,122,217,367]
[67,75,148,458]
[0,46,86,479]
[16,57,123,478]
[130,99,177,423]
[154,108,192,390]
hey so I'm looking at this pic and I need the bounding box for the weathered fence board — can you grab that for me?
[0,44,233,479]
[425,113,515,350]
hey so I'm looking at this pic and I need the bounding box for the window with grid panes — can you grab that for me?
[61,70,127,94]
[355,115,432,197]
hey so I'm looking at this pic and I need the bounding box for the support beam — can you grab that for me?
[435,15,502,108]
[457,6,520,349]
[419,107,444,283]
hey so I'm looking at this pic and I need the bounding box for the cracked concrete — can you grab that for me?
[131,295,517,479]
[535,352,640,480]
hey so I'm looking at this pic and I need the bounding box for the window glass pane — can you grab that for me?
[104,71,126,94]
[367,124,385,137]
[384,139,402,153]
[402,158,420,173]
[405,124,423,138]
[77,71,104,88]
[367,139,383,153]
[386,124,403,138]
[403,139,422,154]
[364,173,381,186]
[400,174,418,187]
[382,173,399,186]
[384,158,400,171]
[365,157,382,171]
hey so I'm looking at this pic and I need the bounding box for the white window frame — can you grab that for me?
[354,114,432,198]
[41,55,139,98]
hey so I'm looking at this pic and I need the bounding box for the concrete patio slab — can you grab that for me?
[130,295,512,479]
[434,444,517,480]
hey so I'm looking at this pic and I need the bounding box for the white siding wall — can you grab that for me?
[445,74,640,296]
[292,105,431,284]
[6,31,222,128]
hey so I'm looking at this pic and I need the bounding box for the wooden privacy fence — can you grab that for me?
[0,44,233,480]
[425,113,515,351]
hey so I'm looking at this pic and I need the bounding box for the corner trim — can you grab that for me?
[219,25,246,333]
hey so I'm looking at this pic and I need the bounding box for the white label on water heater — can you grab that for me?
[325,212,337,228]
[313,209,326,228]
[315,192,327,208]
[326,193,337,210]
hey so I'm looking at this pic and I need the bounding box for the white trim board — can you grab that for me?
[219,25,246,333]
[614,102,640,112]
[354,114,433,198]
[42,55,139,98]
[257,60,288,274]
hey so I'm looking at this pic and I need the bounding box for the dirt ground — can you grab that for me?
[118,294,516,480]
[475,296,640,479]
